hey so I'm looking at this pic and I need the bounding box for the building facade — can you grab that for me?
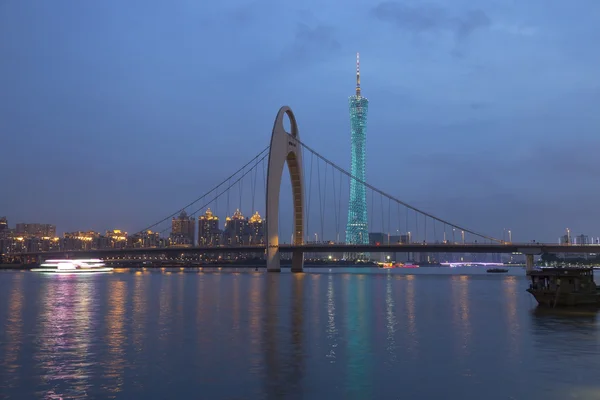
[223,209,247,246]
[171,210,195,246]
[247,211,265,245]
[198,208,222,246]
[15,223,56,238]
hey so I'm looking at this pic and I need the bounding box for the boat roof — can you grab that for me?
[529,267,594,277]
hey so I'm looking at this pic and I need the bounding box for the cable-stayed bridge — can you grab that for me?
[18,106,599,272]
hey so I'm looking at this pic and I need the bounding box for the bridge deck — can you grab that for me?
[13,243,600,257]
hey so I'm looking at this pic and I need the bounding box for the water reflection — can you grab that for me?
[385,274,398,363]
[346,274,373,399]
[405,275,418,357]
[36,277,95,399]
[451,275,472,358]
[263,274,281,396]
[132,275,147,354]
[105,280,126,395]
[326,274,338,363]
[530,307,599,356]
[248,274,261,359]
[289,274,306,396]
[3,273,24,389]
[310,274,321,343]
[503,276,520,358]
[232,273,240,331]
[3,270,600,400]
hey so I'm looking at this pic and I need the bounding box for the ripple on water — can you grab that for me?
[0,269,598,399]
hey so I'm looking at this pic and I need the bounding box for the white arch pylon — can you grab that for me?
[265,106,305,273]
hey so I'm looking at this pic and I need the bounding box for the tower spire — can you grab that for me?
[356,52,361,97]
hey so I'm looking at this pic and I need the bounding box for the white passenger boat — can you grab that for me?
[31,259,113,274]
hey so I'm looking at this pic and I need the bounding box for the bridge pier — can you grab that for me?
[290,250,304,273]
[525,254,534,273]
[267,245,281,273]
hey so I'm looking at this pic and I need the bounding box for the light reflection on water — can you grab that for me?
[1,267,600,399]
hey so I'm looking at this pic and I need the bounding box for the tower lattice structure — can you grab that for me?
[345,53,370,254]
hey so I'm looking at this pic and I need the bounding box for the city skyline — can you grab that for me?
[1,1,600,241]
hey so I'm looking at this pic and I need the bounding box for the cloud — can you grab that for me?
[492,24,538,37]
[281,22,341,65]
[454,9,490,40]
[371,2,491,41]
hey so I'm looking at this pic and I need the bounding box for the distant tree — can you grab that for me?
[540,253,560,263]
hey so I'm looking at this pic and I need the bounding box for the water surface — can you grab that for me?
[1,267,599,399]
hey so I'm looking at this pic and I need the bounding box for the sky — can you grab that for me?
[1,0,599,242]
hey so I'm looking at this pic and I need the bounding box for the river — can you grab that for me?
[0,267,599,399]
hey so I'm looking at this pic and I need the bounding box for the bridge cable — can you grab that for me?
[156,154,268,236]
[227,178,231,218]
[370,188,374,238]
[238,165,243,212]
[323,159,327,242]
[380,193,384,243]
[397,202,401,243]
[298,141,501,243]
[187,153,268,230]
[306,152,314,242]
[251,161,258,215]
[135,146,268,235]
[388,199,392,245]
[262,156,267,206]
[406,207,409,241]
[332,162,339,243]
[302,145,307,242]
[415,210,419,243]
[338,168,343,242]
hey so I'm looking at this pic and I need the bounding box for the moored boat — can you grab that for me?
[526,267,600,307]
[487,268,508,273]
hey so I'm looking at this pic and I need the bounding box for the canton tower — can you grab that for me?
[345,53,369,249]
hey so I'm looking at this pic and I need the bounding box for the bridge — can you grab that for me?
[20,243,600,257]
[13,106,594,273]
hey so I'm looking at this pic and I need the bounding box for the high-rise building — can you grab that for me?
[223,209,247,246]
[345,53,370,254]
[171,210,195,246]
[15,223,56,238]
[247,211,265,244]
[62,231,98,251]
[0,217,7,233]
[106,229,128,249]
[129,230,161,248]
[198,208,221,246]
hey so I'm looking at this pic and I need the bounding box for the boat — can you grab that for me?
[526,267,600,307]
[400,264,419,268]
[487,268,508,273]
[377,262,418,269]
[31,259,113,274]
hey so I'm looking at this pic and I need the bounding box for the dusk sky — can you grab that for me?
[1,0,599,242]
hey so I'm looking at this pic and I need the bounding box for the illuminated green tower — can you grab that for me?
[345,53,369,252]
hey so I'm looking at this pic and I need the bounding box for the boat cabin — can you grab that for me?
[528,268,597,294]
